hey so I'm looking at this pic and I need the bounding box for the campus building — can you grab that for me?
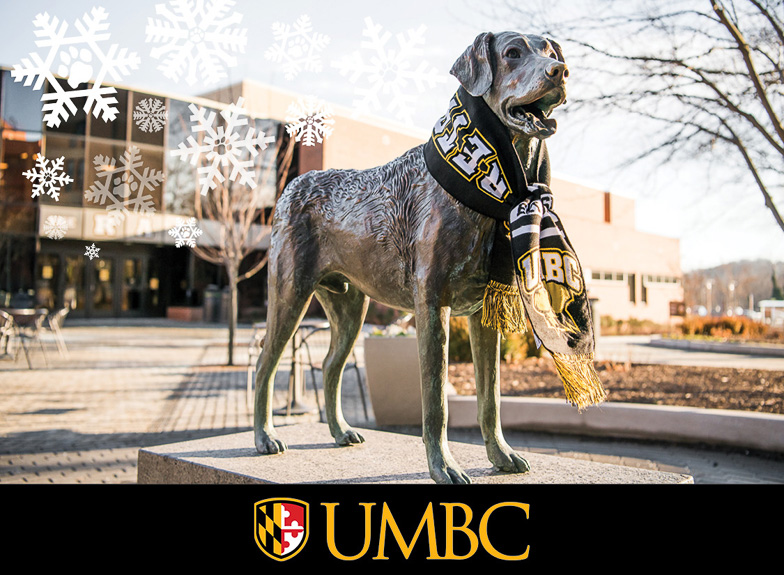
[0,70,682,324]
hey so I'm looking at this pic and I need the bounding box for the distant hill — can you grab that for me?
[683,259,784,313]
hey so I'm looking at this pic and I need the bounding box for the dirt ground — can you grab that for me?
[449,357,784,414]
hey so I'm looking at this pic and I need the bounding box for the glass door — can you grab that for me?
[90,257,115,317]
[122,257,145,316]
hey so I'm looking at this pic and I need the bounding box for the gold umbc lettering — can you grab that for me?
[322,501,530,561]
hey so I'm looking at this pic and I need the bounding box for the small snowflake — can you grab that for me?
[265,14,331,80]
[332,17,446,125]
[23,154,74,201]
[168,217,203,248]
[133,97,168,133]
[12,7,140,128]
[285,96,335,146]
[145,0,248,87]
[43,214,69,240]
[84,243,100,260]
[84,146,164,223]
[172,97,276,196]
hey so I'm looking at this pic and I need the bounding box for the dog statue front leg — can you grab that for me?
[467,311,530,473]
[416,300,471,484]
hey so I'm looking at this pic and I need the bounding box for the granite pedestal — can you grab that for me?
[137,422,693,484]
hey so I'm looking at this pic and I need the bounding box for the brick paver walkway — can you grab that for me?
[1,321,783,484]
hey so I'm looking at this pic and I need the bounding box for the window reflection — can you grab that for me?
[1,70,44,133]
[42,134,84,206]
[89,87,128,141]
[131,92,166,147]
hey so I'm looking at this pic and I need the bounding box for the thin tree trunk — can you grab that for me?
[226,262,239,366]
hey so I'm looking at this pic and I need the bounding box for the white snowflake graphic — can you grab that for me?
[145,0,248,87]
[168,217,203,248]
[172,97,276,196]
[332,17,446,125]
[11,7,140,128]
[133,98,168,133]
[84,146,164,223]
[265,14,331,81]
[285,96,335,146]
[84,243,100,260]
[43,215,69,240]
[23,155,74,201]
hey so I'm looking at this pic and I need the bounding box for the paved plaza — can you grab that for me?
[1,320,783,484]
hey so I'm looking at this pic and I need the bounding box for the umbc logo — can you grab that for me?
[254,498,309,561]
[253,498,531,562]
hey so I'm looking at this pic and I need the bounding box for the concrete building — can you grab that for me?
[552,178,684,325]
[0,71,681,324]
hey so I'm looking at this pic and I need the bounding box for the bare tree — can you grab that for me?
[188,121,295,365]
[484,0,784,233]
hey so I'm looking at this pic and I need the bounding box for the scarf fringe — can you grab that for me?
[551,352,607,411]
[481,280,527,333]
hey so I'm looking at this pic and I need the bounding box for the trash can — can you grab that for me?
[203,285,221,323]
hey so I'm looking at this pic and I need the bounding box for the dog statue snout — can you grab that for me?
[545,61,568,85]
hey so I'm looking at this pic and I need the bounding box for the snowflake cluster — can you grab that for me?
[145,0,248,87]
[265,14,331,81]
[285,96,335,146]
[168,217,203,248]
[84,146,165,222]
[133,98,168,133]
[172,97,276,196]
[12,7,140,128]
[23,155,74,201]
[332,17,446,125]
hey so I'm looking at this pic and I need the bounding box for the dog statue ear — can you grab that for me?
[548,38,565,63]
[450,32,494,96]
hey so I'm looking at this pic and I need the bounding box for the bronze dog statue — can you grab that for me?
[254,31,568,484]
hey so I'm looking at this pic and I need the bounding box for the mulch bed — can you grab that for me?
[448,357,784,415]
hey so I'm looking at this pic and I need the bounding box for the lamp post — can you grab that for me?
[706,280,713,316]
[728,281,736,315]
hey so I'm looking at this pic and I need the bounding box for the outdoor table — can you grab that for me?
[1,308,49,369]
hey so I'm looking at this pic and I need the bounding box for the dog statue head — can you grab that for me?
[450,31,568,140]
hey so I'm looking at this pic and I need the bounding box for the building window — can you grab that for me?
[628,273,636,303]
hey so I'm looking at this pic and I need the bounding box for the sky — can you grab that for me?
[1,0,782,272]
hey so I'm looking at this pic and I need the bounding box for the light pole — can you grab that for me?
[706,280,713,316]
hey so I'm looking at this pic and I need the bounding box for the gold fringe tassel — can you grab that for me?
[481,280,527,333]
[551,352,607,411]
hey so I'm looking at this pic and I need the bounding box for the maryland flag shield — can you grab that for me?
[254,498,309,561]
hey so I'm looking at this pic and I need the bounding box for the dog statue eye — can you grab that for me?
[505,48,521,59]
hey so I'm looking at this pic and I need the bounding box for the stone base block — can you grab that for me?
[137,422,693,484]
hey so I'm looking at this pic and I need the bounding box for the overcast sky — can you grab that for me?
[1,0,782,272]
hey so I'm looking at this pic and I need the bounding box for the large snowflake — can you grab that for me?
[133,97,168,133]
[145,0,248,87]
[172,97,276,196]
[332,17,446,125]
[12,7,140,128]
[168,217,203,248]
[285,96,335,146]
[23,155,74,201]
[84,146,164,222]
[265,14,331,81]
[43,215,69,240]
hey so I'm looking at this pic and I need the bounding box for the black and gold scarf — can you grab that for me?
[423,87,605,409]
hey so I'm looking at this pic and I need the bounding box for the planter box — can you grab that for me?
[166,306,204,322]
[364,334,456,426]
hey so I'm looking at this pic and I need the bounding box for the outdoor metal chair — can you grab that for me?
[299,326,370,422]
[46,306,71,358]
[0,310,15,359]
[3,308,49,369]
